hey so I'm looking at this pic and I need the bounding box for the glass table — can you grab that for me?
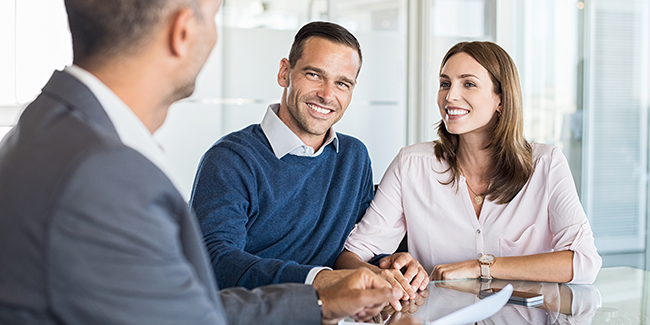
[367,267,650,324]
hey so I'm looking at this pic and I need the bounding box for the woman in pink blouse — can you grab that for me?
[336,41,602,284]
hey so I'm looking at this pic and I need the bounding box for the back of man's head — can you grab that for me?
[65,0,198,67]
[288,21,363,73]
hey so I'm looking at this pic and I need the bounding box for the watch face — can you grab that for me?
[479,254,495,264]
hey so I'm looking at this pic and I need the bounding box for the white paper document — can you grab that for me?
[425,284,513,325]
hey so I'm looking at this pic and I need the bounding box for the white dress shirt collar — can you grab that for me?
[64,65,184,195]
[260,103,339,159]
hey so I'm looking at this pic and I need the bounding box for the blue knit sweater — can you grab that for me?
[190,124,374,289]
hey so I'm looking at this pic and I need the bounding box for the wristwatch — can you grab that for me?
[478,254,496,280]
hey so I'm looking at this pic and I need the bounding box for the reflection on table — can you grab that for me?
[391,267,649,324]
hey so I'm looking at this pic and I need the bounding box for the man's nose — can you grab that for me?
[317,82,335,102]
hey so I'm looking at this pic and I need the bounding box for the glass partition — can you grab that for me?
[156,0,409,198]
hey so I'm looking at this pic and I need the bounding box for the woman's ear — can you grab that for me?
[497,93,502,112]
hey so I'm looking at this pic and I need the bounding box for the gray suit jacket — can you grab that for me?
[0,71,321,324]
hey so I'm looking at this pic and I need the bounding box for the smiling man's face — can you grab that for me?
[277,36,360,149]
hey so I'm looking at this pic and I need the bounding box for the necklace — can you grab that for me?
[465,181,484,205]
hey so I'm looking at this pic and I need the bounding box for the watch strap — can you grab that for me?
[480,263,491,279]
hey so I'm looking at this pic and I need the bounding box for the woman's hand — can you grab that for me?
[378,253,429,299]
[430,259,480,281]
[431,251,575,283]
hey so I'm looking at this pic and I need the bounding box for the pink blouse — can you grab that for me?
[344,142,602,284]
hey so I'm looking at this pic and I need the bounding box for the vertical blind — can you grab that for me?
[585,0,649,253]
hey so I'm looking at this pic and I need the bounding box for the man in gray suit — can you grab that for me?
[0,0,417,324]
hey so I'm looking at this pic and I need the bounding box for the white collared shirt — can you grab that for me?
[260,103,339,159]
[64,65,184,195]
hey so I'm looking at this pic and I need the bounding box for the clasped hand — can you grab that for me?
[378,252,429,300]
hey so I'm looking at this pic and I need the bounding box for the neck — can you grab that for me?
[457,134,492,184]
[79,57,173,134]
[298,131,327,152]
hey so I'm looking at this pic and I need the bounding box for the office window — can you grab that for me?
[582,0,650,255]
[425,0,496,141]
[158,0,408,194]
[0,0,71,142]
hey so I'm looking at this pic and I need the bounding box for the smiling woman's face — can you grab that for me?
[437,52,502,137]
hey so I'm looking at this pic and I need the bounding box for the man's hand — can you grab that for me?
[312,269,357,290]
[430,259,480,281]
[317,268,403,325]
[378,253,429,299]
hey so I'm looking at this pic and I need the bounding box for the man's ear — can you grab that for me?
[169,8,196,57]
[277,58,291,88]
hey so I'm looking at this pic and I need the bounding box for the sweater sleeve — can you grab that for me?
[546,147,602,284]
[190,142,315,289]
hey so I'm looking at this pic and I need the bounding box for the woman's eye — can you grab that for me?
[440,82,450,88]
[465,82,476,87]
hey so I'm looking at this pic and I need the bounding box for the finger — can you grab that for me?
[359,285,402,309]
[391,253,412,270]
[401,262,419,282]
[411,267,429,291]
[390,286,403,311]
[379,257,391,269]
[355,286,402,316]
[362,268,393,290]
[389,296,403,312]
[393,270,416,299]
[382,270,412,300]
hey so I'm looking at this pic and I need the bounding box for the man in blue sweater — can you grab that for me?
[191,21,424,296]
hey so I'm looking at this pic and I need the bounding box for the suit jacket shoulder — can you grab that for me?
[0,71,223,324]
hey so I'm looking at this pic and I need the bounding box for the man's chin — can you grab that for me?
[173,83,197,102]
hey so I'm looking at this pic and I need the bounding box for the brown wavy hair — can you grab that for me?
[433,41,532,204]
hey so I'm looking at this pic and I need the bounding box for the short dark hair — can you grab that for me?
[64,0,197,65]
[288,21,362,73]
